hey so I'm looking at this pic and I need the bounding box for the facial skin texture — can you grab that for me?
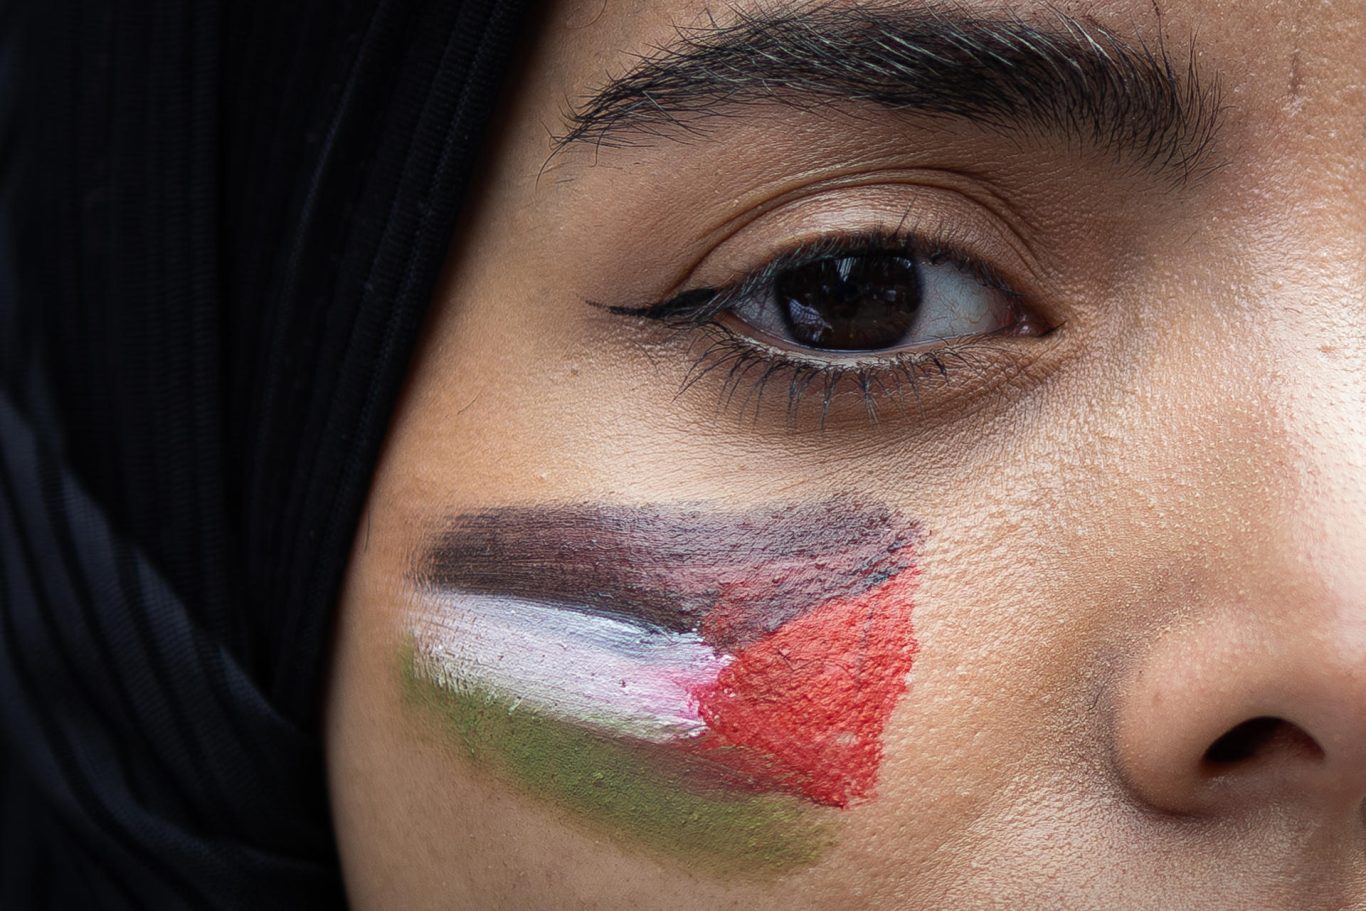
[324,1,1366,909]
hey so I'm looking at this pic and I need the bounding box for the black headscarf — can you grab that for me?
[0,1,533,906]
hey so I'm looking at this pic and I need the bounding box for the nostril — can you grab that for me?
[1201,716,1326,768]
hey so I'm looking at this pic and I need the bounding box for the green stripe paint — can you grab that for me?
[401,644,832,873]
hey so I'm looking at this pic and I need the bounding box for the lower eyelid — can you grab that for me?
[713,309,1026,364]
[669,319,1047,431]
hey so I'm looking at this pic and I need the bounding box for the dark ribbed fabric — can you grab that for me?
[0,0,534,906]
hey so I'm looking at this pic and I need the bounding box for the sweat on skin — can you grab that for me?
[403,499,922,870]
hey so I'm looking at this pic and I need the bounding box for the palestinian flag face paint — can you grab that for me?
[404,499,921,871]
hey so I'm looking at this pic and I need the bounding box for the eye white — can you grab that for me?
[908,254,1010,341]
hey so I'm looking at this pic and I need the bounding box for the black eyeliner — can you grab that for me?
[607,285,720,319]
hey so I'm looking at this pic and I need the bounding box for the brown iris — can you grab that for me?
[773,253,921,350]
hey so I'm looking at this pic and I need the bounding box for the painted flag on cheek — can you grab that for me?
[404,499,921,868]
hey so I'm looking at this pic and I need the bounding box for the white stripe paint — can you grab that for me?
[412,592,729,742]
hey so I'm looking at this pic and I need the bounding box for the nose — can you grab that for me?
[1110,326,1366,826]
[1114,607,1366,820]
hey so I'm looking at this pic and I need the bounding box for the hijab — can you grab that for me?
[0,1,533,905]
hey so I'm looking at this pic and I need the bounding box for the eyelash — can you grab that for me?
[611,229,1045,428]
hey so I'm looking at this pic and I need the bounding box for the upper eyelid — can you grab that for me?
[693,177,1052,311]
[613,166,1052,304]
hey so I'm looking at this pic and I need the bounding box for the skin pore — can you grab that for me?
[324,1,1365,908]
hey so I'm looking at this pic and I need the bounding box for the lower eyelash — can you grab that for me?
[680,320,1004,430]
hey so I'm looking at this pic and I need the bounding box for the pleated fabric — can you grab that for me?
[0,0,534,906]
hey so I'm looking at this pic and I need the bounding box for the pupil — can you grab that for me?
[773,253,921,350]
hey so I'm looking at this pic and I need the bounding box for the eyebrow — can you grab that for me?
[556,2,1223,182]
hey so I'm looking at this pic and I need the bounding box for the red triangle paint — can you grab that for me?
[691,568,919,807]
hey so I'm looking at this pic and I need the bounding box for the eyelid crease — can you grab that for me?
[588,165,1055,324]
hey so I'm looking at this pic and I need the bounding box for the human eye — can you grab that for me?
[610,226,1053,427]
[723,238,1034,351]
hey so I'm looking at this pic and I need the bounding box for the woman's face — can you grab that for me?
[324,1,1365,907]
